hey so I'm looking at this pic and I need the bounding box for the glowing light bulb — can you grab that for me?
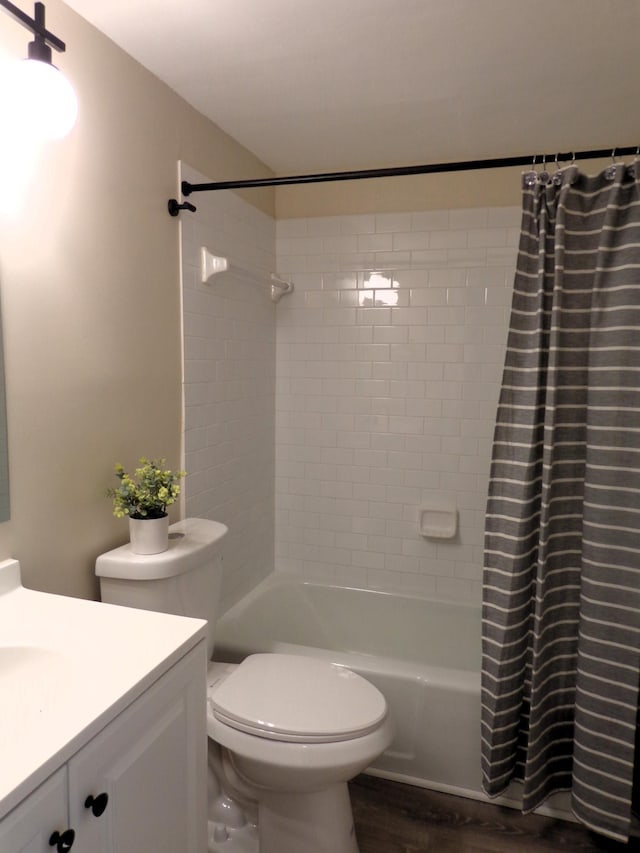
[4,58,77,140]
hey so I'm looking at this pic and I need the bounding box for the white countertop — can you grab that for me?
[0,558,207,819]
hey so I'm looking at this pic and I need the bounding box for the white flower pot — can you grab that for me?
[128,514,169,555]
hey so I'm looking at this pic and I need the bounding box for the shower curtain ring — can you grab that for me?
[538,155,550,185]
[552,153,563,185]
[605,148,619,180]
[523,154,538,188]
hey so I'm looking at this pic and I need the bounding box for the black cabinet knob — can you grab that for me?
[49,828,75,851]
[84,792,109,817]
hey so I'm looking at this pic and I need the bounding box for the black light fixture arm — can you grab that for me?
[0,0,66,56]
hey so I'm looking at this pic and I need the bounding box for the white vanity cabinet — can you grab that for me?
[68,642,206,853]
[0,768,68,853]
[0,643,207,853]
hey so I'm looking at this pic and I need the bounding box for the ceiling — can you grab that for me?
[63,0,639,176]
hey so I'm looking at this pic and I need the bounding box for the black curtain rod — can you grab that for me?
[181,146,639,196]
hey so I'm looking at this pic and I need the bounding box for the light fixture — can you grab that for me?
[0,0,77,139]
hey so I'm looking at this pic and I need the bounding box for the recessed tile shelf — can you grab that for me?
[419,498,458,539]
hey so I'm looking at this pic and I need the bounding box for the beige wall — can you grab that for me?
[0,0,273,599]
[275,158,617,219]
[275,168,521,218]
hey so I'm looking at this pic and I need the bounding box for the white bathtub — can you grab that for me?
[215,573,573,820]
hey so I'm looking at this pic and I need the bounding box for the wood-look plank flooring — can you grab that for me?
[350,775,640,853]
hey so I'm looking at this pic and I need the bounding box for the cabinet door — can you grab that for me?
[0,768,69,853]
[69,643,207,853]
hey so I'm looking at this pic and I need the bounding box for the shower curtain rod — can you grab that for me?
[181,145,639,195]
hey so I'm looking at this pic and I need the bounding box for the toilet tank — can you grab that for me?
[95,518,228,660]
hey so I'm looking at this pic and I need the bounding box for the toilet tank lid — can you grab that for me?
[95,518,228,581]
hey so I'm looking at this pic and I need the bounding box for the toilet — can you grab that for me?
[96,518,393,853]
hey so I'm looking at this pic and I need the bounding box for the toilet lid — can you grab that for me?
[209,654,387,743]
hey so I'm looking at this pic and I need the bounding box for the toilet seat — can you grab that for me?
[209,653,387,743]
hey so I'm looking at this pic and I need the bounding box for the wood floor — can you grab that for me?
[350,775,640,853]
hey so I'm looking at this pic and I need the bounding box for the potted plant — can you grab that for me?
[107,457,185,554]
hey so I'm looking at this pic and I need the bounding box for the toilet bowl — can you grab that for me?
[207,654,393,853]
[96,518,393,853]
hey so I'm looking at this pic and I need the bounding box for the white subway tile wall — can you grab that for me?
[180,166,277,610]
[275,207,520,602]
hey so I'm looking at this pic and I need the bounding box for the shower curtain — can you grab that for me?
[481,162,640,841]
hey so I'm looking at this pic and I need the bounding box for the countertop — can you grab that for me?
[0,558,207,819]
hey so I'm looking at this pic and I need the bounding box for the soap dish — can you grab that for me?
[419,499,458,539]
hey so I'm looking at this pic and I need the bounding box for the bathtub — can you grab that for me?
[215,573,573,820]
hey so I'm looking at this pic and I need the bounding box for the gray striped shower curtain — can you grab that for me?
[482,163,640,841]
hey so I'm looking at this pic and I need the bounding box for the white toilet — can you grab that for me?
[96,518,393,853]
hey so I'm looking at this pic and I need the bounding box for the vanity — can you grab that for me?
[0,558,208,853]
